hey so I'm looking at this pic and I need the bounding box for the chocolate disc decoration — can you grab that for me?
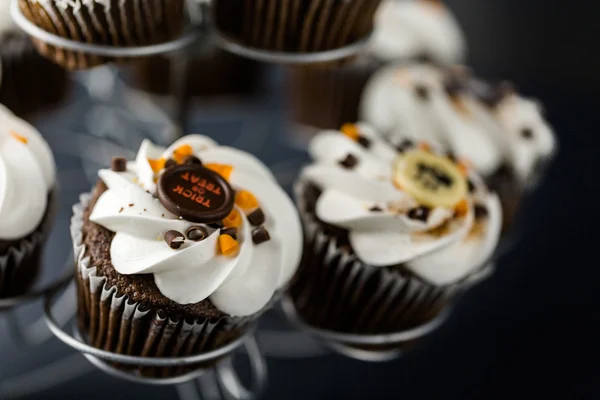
[158,164,235,223]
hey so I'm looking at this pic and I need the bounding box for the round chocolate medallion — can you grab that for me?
[158,164,234,223]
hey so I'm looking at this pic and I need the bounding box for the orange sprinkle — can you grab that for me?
[235,190,259,210]
[223,209,242,228]
[340,123,359,141]
[173,144,193,163]
[218,234,239,256]
[454,199,469,217]
[457,159,471,177]
[205,163,233,180]
[418,142,432,152]
[393,180,404,190]
[10,131,28,144]
[148,157,166,173]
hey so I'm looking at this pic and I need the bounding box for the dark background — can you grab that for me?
[2,0,599,399]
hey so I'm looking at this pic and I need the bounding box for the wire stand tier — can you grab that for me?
[44,278,267,399]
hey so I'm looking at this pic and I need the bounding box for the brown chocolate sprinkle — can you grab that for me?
[357,135,372,149]
[396,139,414,153]
[157,164,235,224]
[111,157,127,172]
[186,226,209,241]
[414,84,430,101]
[165,158,178,169]
[369,206,383,212]
[119,207,124,213]
[247,208,265,226]
[521,127,534,140]
[209,221,224,229]
[474,205,489,220]
[183,155,203,165]
[407,206,431,222]
[129,204,134,207]
[221,227,238,241]
[467,179,475,193]
[252,226,271,245]
[164,230,185,249]
[339,154,358,169]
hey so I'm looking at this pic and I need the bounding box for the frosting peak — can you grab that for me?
[90,136,303,316]
[301,124,501,286]
[0,105,56,239]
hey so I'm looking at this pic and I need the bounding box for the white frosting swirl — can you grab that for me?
[0,104,56,240]
[369,0,466,65]
[360,64,556,183]
[0,1,17,35]
[301,124,501,286]
[89,136,303,317]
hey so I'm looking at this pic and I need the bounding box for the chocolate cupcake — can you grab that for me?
[0,105,57,299]
[71,135,302,375]
[360,64,557,233]
[213,0,381,53]
[131,48,264,98]
[290,123,502,334]
[289,0,466,131]
[18,0,185,70]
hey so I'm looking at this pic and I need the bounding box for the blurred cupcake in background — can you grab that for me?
[289,0,466,132]
[18,0,186,70]
[360,64,556,233]
[0,1,69,119]
[290,123,501,334]
[213,0,381,53]
[0,105,57,298]
[71,135,302,375]
[130,47,265,99]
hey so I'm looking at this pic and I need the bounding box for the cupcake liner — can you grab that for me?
[289,181,490,335]
[0,33,70,119]
[19,0,185,70]
[0,190,57,299]
[214,0,381,53]
[288,56,381,130]
[71,193,266,377]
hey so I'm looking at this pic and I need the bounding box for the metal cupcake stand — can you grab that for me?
[0,0,494,398]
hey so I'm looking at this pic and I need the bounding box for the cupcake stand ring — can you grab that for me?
[43,279,267,399]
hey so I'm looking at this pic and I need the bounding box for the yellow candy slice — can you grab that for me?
[393,149,467,208]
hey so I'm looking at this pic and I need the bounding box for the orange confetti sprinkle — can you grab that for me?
[205,163,233,180]
[223,209,242,228]
[148,157,166,173]
[454,199,469,217]
[418,142,432,152]
[235,190,259,210]
[340,123,359,141]
[10,131,28,144]
[173,144,193,163]
[457,159,471,177]
[218,234,239,256]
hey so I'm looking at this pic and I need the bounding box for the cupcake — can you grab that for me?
[360,64,556,232]
[71,135,302,374]
[213,0,381,53]
[290,123,502,334]
[0,104,57,298]
[18,0,186,70]
[130,48,264,98]
[289,0,466,131]
[0,1,70,118]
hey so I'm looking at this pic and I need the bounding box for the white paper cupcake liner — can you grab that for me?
[71,193,269,377]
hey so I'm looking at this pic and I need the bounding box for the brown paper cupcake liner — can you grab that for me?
[0,190,57,299]
[288,56,382,130]
[214,0,381,53]
[71,194,270,377]
[289,181,491,335]
[19,0,185,70]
